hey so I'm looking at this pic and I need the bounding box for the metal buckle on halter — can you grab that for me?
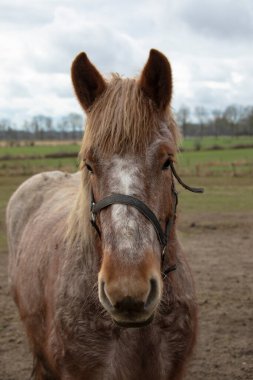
[90,202,96,223]
[90,201,102,237]
[162,264,177,279]
[90,201,96,226]
[161,245,167,260]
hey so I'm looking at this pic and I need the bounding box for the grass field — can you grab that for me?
[0,136,252,253]
[0,136,253,176]
[180,135,253,150]
[0,142,80,157]
[177,148,253,176]
[0,157,79,176]
[1,149,252,176]
[1,136,253,157]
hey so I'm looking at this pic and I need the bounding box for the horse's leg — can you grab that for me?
[31,354,58,380]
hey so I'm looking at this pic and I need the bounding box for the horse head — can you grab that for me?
[71,49,178,327]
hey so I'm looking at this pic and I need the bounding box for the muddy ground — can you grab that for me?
[0,212,252,380]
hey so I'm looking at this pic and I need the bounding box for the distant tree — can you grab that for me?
[1,105,252,141]
[212,109,223,138]
[0,118,15,140]
[57,118,67,140]
[0,118,10,133]
[28,115,53,139]
[177,106,190,137]
[60,113,83,139]
[30,116,39,139]
[223,105,245,135]
[223,105,241,125]
[241,106,253,135]
[195,106,208,137]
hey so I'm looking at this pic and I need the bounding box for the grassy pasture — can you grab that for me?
[0,136,252,253]
[177,148,253,176]
[0,157,79,176]
[0,142,80,158]
[180,135,253,150]
[1,141,253,176]
[178,176,253,214]
[1,136,253,157]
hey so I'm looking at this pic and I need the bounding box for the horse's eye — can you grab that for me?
[85,163,93,173]
[162,159,171,170]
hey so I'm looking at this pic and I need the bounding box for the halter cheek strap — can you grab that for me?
[89,163,204,279]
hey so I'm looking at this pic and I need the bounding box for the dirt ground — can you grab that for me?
[0,212,252,380]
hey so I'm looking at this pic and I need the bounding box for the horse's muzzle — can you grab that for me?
[99,278,159,327]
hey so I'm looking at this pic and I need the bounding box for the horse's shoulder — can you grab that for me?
[9,170,79,204]
[6,171,81,252]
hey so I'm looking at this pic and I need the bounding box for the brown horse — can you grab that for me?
[7,49,201,380]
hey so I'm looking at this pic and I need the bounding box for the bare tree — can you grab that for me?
[212,109,223,138]
[223,105,245,135]
[60,113,83,139]
[177,106,190,137]
[0,118,10,133]
[195,106,208,137]
[29,115,53,139]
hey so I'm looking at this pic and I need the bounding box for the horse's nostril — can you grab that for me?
[145,279,158,308]
[114,296,145,313]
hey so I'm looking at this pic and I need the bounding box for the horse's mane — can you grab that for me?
[66,74,179,250]
[80,74,179,157]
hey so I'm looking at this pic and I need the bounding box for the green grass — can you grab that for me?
[1,136,252,158]
[180,136,253,151]
[1,137,253,177]
[0,157,79,176]
[178,176,253,214]
[177,148,253,176]
[0,143,80,157]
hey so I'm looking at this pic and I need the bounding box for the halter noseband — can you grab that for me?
[90,162,203,279]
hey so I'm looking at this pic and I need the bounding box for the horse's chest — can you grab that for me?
[65,327,173,380]
[57,296,194,380]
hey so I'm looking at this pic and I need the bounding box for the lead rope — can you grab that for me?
[161,165,204,278]
[161,182,178,279]
[170,162,204,193]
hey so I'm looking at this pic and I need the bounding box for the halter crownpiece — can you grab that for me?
[90,163,204,279]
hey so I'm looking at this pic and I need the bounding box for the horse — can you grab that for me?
[7,49,203,380]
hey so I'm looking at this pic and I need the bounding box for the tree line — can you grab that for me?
[0,105,252,141]
[0,113,83,141]
[176,104,253,137]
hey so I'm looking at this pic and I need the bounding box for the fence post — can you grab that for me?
[231,162,236,177]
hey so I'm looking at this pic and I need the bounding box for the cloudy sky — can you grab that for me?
[0,0,253,125]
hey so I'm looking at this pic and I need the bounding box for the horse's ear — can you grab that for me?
[139,49,172,110]
[71,52,106,112]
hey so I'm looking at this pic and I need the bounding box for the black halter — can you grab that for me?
[90,162,204,279]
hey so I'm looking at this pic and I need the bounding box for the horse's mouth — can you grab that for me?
[112,314,154,328]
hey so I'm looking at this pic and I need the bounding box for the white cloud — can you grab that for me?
[181,0,253,39]
[0,0,253,125]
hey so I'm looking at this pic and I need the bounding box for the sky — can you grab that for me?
[0,0,253,126]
